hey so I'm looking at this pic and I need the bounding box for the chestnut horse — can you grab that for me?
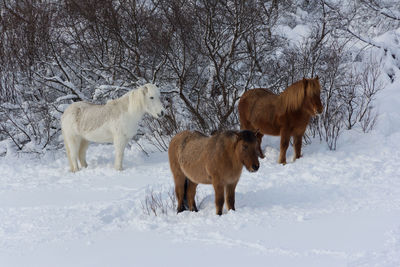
[168,130,260,215]
[238,77,323,164]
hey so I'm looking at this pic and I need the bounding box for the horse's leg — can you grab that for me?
[113,137,128,170]
[168,144,187,213]
[186,180,198,212]
[67,135,80,172]
[78,139,89,168]
[212,180,225,215]
[173,174,187,213]
[63,135,75,172]
[278,130,290,164]
[293,134,303,161]
[256,132,265,158]
[225,182,238,211]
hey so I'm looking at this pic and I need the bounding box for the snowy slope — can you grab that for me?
[1,76,400,267]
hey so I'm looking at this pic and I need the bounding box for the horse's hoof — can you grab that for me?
[190,207,198,212]
[177,206,186,213]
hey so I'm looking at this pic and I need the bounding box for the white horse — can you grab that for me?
[61,83,165,172]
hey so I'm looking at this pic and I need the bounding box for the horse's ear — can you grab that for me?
[233,131,241,142]
[315,75,319,80]
[303,78,308,89]
[142,85,149,95]
[128,90,136,113]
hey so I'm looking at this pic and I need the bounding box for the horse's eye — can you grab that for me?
[243,144,248,150]
[150,97,154,100]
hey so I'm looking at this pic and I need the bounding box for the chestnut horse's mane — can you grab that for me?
[279,78,320,113]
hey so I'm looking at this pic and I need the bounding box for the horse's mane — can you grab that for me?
[128,86,146,113]
[216,130,257,143]
[105,83,159,114]
[279,78,320,113]
[237,130,257,142]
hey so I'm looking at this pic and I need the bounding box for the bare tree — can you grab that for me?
[0,0,394,153]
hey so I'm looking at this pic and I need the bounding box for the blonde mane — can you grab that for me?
[279,77,320,113]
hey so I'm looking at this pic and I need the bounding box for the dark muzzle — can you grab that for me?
[158,110,165,117]
[252,164,259,171]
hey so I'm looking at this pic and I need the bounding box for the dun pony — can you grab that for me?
[61,83,165,172]
[238,77,323,164]
[168,130,260,215]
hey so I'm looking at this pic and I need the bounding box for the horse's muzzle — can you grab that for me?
[313,107,323,116]
[157,110,165,118]
[249,163,259,172]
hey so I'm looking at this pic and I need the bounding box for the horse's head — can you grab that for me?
[234,130,260,173]
[139,83,165,118]
[303,76,323,116]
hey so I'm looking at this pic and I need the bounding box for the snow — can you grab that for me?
[1,76,400,266]
[275,24,312,45]
[2,11,400,267]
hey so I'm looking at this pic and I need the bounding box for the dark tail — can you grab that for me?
[183,178,189,210]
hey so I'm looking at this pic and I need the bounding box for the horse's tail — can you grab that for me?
[183,178,189,209]
[238,91,253,130]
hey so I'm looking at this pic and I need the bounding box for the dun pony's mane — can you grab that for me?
[237,130,257,143]
[279,78,320,113]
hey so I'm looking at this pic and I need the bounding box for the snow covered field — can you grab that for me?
[1,78,400,267]
[3,0,400,265]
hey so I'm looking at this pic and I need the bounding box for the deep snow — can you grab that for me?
[1,77,400,266]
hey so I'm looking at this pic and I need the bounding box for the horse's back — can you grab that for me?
[62,102,105,129]
[62,101,119,143]
[62,101,99,121]
[169,130,208,158]
[239,88,277,126]
[240,88,277,108]
[169,130,211,184]
[61,101,87,131]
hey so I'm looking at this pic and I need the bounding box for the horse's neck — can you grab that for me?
[231,145,245,174]
[277,99,311,120]
[129,103,145,117]
[276,96,287,115]
[122,92,145,117]
[223,139,242,167]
